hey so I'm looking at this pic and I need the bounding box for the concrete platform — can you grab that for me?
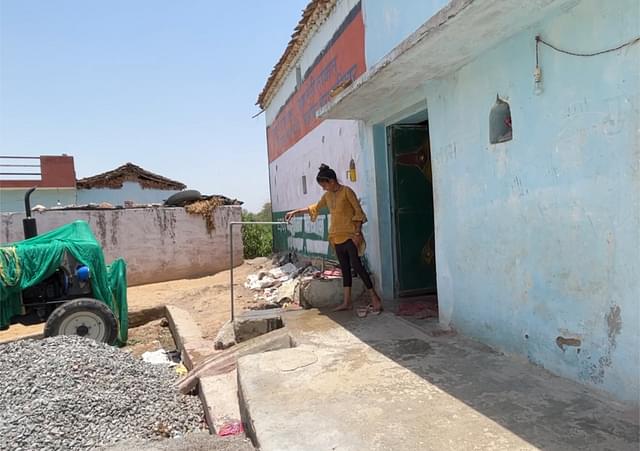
[238,310,639,451]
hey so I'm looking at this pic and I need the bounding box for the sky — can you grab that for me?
[0,0,308,212]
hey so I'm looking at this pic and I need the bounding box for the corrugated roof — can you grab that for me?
[257,0,337,109]
[77,163,186,191]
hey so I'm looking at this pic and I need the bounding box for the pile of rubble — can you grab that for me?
[0,336,204,451]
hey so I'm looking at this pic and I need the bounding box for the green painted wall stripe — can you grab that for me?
[272,209,336,259]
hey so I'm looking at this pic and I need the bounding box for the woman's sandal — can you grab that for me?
[367,304,383,316]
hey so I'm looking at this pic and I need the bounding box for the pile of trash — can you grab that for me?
[184,197,226,234]
[244,254,345,310]
[245,261,308,310]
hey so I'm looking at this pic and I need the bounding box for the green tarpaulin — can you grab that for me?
[0,220,128,344]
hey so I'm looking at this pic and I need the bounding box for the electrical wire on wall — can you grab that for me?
[532,34,640,95]
[536,35,640,57]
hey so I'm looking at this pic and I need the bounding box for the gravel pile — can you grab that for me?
[0,336,204,451]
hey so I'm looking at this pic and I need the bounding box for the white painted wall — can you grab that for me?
[265,0,361,124]
[1,206,243,286]
[269,119,382,288]
[270,120,365,212]
[77,181,181,206]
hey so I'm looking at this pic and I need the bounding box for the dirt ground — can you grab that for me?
[127,257,272,340]
[126,319,177,358]
[0,257,273,347]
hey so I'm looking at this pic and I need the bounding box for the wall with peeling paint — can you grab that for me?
[362,0,449,67]
[423,0,639,401]
[265,0,362,125]
[0,206,243,286]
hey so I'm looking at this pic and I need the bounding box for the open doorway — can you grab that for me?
[388,119,438,317]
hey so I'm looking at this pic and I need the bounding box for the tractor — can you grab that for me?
[0,188,127,345]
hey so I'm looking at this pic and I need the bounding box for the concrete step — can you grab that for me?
[238,346,326,451]
[178,327,292,394]
[199,370,242,435]
[165,305,216,369]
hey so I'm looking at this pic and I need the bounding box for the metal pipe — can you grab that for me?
[0,155,40,159]
[24,187,36,218]
[1,172,41,176]
[23,187,38,239]
[0,164,41,167]
[229,221,288,322]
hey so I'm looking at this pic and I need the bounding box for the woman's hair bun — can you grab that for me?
[316,163,337,182]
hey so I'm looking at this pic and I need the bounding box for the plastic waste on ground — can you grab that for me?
[244,260,320,310]
[142,349,181,366]
[217,421,244,437]
[175,363,188,376]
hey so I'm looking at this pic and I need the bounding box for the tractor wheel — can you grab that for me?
[44,298,118,345]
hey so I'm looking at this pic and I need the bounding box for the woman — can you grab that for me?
[285,164,383,315]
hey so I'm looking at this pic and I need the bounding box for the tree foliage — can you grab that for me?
[241,202,273,259]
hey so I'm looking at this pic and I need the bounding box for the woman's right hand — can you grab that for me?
[284,210,297,222]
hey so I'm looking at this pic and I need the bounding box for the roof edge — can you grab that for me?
[257,0,337,110]
[76,162,186,191]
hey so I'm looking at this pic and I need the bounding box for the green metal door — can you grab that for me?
[389,124,437,296]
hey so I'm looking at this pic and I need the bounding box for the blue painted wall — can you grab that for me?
[372,124,395,300]
[0,189,77,213]
[424,0,639,401]
[363,0,448,67]
[77,182,180,206]
[0,182,179,213]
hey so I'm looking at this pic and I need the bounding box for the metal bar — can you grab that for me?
[22,299,74,307]
[229,221,288,322]
[230,224,234,320]
[0,156,40,159]
[0,164,41,168]
[0,172,41,176]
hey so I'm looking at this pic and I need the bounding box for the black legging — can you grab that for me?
[334,240,374,289]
